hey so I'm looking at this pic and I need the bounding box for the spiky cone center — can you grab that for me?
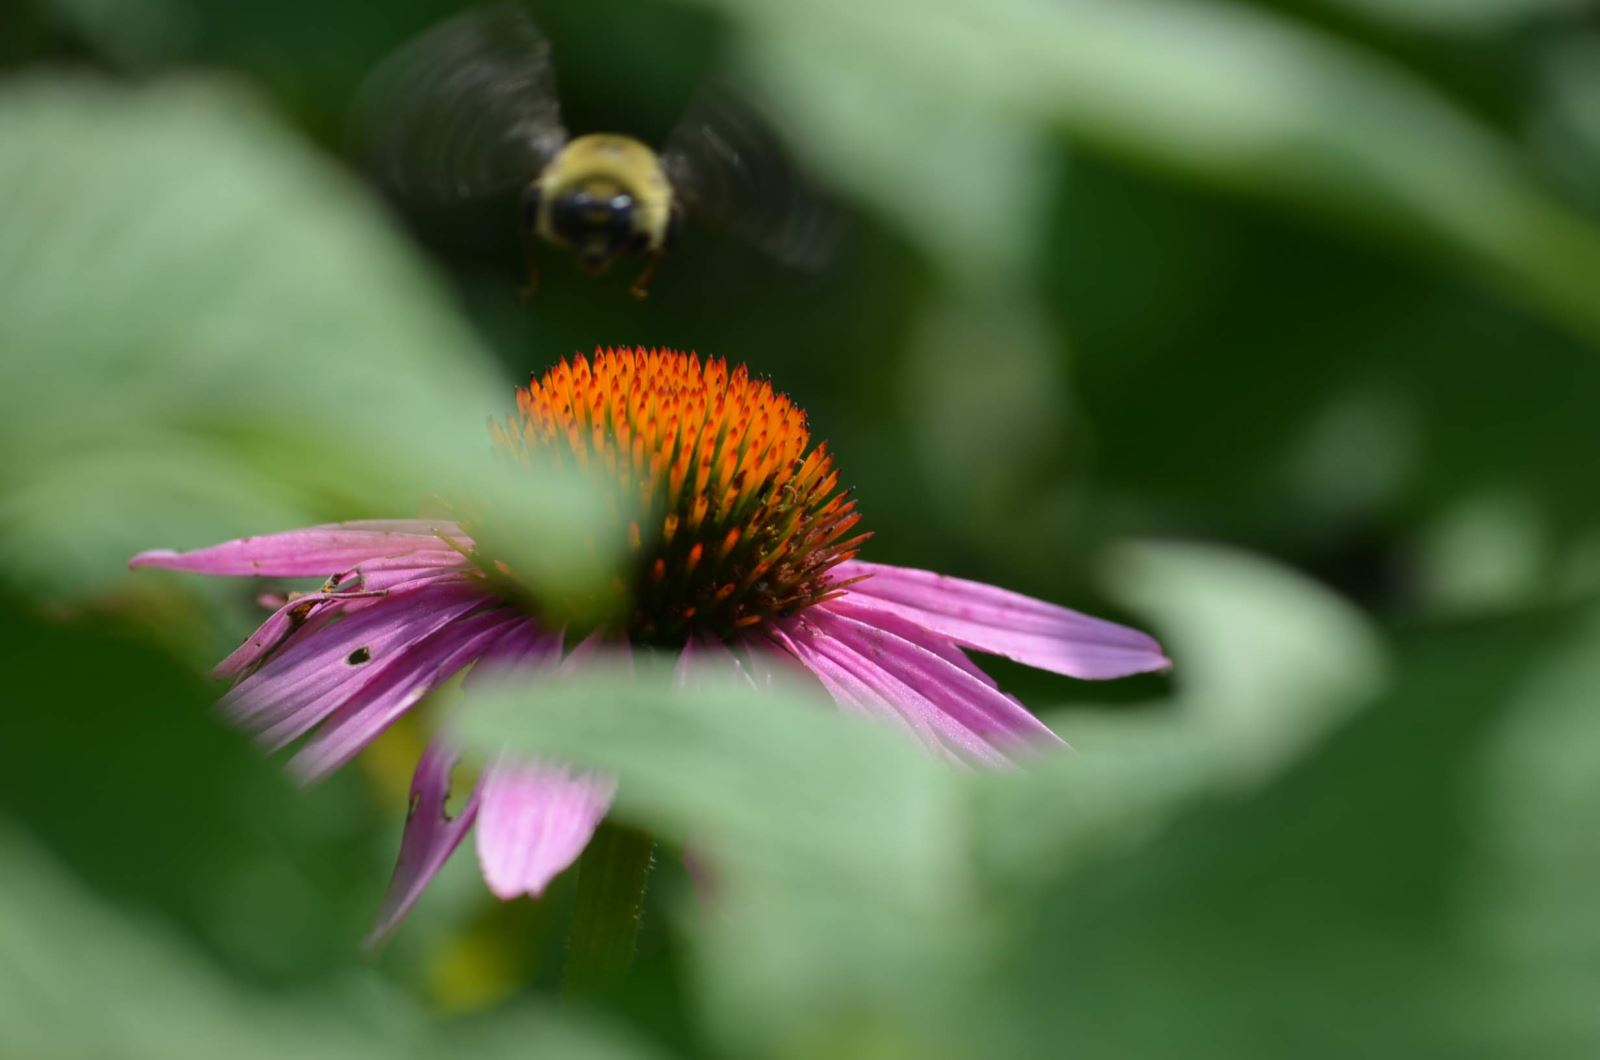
[488,348,868,644]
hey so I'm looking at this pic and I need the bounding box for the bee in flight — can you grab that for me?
[352,4,833,299]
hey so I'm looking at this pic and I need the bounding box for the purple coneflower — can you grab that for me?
[132,348,1167,940]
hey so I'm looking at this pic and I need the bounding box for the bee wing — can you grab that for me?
[350,4,567,205]
[659,87,837,271]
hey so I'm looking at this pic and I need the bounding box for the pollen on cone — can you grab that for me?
[498,348,867,641]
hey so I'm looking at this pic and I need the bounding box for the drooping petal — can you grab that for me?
[222,582,486,740]
[212,559,476,680]
[287,608,525,783]
[771,621,1001,765]
[833,560,1169,680]
[787,604,1066,760]
[214,593,349,680]
[475,762,615,899]
[129,520,471,578]
[461,618,563,691]
[366,741,480,948]
[764,624,951,753]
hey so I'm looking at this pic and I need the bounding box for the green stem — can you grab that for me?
[562,821,655,996]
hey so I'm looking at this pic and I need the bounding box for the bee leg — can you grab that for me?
[629,250,665,300]
[517,234,541,303]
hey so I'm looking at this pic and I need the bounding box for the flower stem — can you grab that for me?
[562,821,655,996]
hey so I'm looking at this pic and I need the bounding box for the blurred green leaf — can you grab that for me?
[976,542,1390,891]
[459,657,993,1059]
[1533,31,1600,217]
[0,598,387,979]
[997,607,1600,1059]
[702,0,1600,343]
[740,32,1059,282]
[0,816,659,1060]
[0,819,410,1060]
[1460,605,1600,1045]
[449,548,1389,1058]
[1088,540,1388,775]
[1318,0,1587,32]
[0,76,617,603]
[453,564,1600,1058]
[904,291,1083,568]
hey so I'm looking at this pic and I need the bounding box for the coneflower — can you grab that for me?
[132,348,1167,941]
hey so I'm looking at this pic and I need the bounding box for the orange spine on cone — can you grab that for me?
[497,348,867,641]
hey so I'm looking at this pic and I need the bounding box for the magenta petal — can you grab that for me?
[790,605,1066,761]
[475,762,615,900]
[366,741,479,947]
[765,624,951,752]
[213,593,345,680]
[461,621,563,690]
[129,520,470,578]
[733,637,823,693]
[212,563,473,680]
[675,635,754,690]
[223,582,486,743]
[834,560,1169,680]
[773,622,1005,764]
[287,609,523,783]
[323,553,477,593]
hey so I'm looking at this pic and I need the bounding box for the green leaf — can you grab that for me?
[1087,539,1388,778]
[457,656,991,1059]
[0,788,660,1060]
[0,817,416,1060]
[1318,0,1585,32]
[1461,606,1600,1044]
[701,0,1600,342]
[973,541,1388,904]
[1000,607,1600,1059]
[0,76,617,603]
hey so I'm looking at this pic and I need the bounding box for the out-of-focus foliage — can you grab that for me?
[0,78,617,606]
[461,554,1600,1058]
[2,0,1597,1057]
[730,0,1600,340]
[0,822,655,1060]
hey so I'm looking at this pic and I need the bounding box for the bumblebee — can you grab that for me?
[352,4,832,298]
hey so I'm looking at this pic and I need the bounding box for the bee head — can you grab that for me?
[547,181,646,274]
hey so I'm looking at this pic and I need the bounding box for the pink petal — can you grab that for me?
[675,635,754,690]
[833,560,1169,680]
[475,762,615,900]
[733,637,824,693]
[562,628,616,668]
[765,624,952,753]
[366,741,479,947]
[213,559,474,680]
[789,605,1066,761]
[287,609,524,783]
[222,582,486,742]
[214,593,348,680]
[321,552,477,593]
[461,619,563,688]
[129,520,471,578]
[772,621,1001,765]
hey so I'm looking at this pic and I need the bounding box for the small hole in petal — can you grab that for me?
[347,647,372,665]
